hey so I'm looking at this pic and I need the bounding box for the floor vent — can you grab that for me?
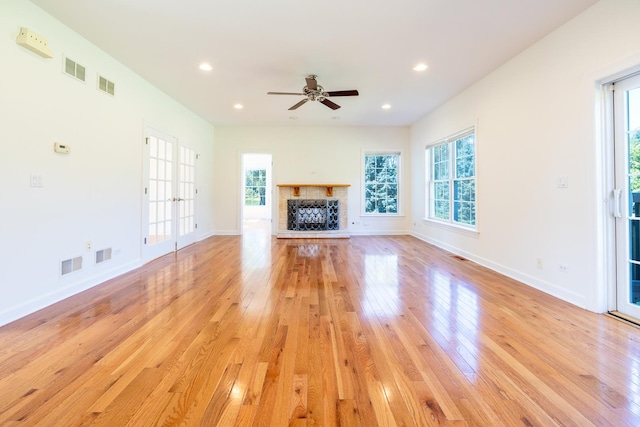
[97,75,115,96]
[61,256,83,276]
[95,248,112,264]
[64,56,86,82]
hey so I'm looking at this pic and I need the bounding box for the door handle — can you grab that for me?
[613,189,622,218]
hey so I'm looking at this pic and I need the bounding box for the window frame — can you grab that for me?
[362,150,402,216]
[425,127,477,230]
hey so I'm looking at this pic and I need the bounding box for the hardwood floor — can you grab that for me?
[1,234,640,426]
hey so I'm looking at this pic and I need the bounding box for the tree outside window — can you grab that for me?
[245,169,266,206]
[427,128,476,228]
[364,153,399,214]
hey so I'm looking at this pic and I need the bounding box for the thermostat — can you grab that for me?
[54,142,70,154]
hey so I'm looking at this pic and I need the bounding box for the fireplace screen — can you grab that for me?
[287,199,339,231]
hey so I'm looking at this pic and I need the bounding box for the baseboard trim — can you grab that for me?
[0,260,143,327]
[410,231,588,310]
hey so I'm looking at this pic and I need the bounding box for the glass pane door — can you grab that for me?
[614,73,640,319]
[177,146,197,249]
[145,134,175,260]
[143,129,198,261]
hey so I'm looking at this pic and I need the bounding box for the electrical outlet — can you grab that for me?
[536,258,543,269]
[86,241,92,252]
[558,263,568,273]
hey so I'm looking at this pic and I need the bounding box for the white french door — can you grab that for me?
[613,73,640,319]
[143,128,197,261]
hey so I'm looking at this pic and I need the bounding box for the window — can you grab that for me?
[364,153,400,214]
[245,169,266,206]
[427,127,476,227]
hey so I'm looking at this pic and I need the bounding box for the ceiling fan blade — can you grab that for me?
[326,90,359,97]
[305,76,318,91]
[268,91,305,96]
[288,99,309,110]
[320,98,341,110]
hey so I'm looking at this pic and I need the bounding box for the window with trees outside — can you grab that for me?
[364,153,400,214]
[245,169,266,206]
[427,127,476,228]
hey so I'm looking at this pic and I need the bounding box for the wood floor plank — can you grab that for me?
[1,233,640,425]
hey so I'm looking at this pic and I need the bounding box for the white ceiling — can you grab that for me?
[30,0,598,127]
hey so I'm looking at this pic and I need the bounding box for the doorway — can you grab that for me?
[142,127,198,261]
[241,153,272,235]
[611,73,640,319]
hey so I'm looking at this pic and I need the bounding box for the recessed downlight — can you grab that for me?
[413,63,428,71]
[234,104,243,109]
[199,63,213,71]
[382,104,391,109]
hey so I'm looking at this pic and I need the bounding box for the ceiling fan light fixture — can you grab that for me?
[268,75,358,111]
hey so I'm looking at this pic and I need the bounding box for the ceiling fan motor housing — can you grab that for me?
[304,84,325,101]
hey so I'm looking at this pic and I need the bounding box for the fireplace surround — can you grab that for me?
[277,184,350,238]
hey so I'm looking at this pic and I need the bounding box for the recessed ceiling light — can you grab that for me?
[234,104,243,109]
[382,104,391,109]
[199,63,213,71]
[413,63,428,71]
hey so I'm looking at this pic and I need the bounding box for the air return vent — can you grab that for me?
[95,248,112,264]
[97,75,115,96]
[61,256,82,276]
[64,56,85,82]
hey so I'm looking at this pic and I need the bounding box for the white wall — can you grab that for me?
[0,0,215,326]
[410,0,640,311]
[213,126,411,235]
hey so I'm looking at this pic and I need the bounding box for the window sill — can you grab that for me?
[361,214,405,218]
[423,218,479,237]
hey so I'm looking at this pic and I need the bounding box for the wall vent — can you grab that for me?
[97,75,115,96]
[64,56,86,82]
[61,256,83,276]
[95,248,112,264]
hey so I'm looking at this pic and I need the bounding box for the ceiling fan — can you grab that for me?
[267,75,359,110]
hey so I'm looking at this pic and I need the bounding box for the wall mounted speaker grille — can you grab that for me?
[61,256,83,276]
[95,248,112,264]
[64,57,85,82]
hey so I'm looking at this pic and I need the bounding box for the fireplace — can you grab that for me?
[277,184,350,238]
[287,199,339,231]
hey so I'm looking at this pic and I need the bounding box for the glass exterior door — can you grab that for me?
[614,74,640,318]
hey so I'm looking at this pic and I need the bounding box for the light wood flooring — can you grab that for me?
[1,233,640,426]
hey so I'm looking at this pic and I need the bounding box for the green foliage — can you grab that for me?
[245,169,266,206]
[630,131,640,193]
[365,155,398,214]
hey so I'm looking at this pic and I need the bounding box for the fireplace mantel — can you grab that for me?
[277,183,350,197]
